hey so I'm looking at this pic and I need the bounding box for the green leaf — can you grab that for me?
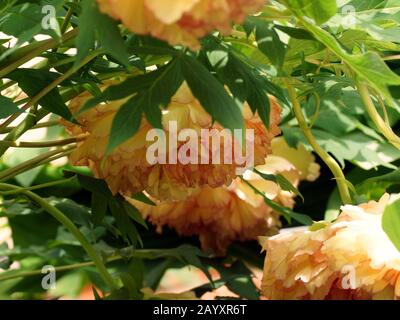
[77,174,112,197]
[49,271,86,298]
[7,69,74,121]
[169,245,212,284]
[254,169,304,201]
[267,200,313,226]
[92,286,102,300]
[204,39,276,129]
[77,174,145,243]
[106,58,183,153]
[144,259,175,289]
[247,78,271,129]
[131,192,156,206]
[382,199,400,252]
[78,69,163,114]
[274,25,315,40]
[106,95,143,155]
[2,199,59,247]
[220,261,259,300]
[182,55,244,133]
[282,127,400,170]
[142,58,184,129]
[299,19,400,106]
[356,169,400,199]
[91,192,108,225]
[119,272,142,299]
[193,259,259,299]
[128,258,145,290]
[76,0,130,68]
[75,0,96,64]
[254,21,286,70]
[129,245,212,284]
[108,197,141,246]
[122,201,147,229]
[76,174,145,244]
[0,95,20,119]
[0,1,63,61]
[51,198,92,228]
[284,0,338,25]
[96,25,130,70]
[0,0,16,15]
[242,178,313,225]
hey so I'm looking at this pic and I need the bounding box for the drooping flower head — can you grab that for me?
[129,137,320,253]
[96,0,266,49]
[62,82,281,201]
[261,194,400,300]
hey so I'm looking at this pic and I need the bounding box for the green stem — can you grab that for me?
[0,246,190,282]
[285,79,352,204]
[0,80,16,92]
[0,29,78,79]
[356,81,400,150]
[61,0,78,34]
[0,257,122,282]
[0,49,101,131]
[0,176,77,196]
[0,261,102,282]
[0,108,49,157]
[48,56,76,69]
[0,65,123,158]
[0,146,75,181]
[36,149,74,166]
[0,183,117,290]
[0,120,59,134]
[0,136,84,148]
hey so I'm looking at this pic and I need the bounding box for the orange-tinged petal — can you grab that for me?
[128,138,320,254]
[145,0,201,24]
[261,193,400,300]
[62,82,281,201]
[96,0,266,49]
[271,137,320,182]
[97,0,149,33]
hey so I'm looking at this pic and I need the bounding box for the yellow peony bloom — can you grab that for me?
[271,137,320,182]
[128,137,320,254]
[96,0,266,49]
[261,194,400,300]
[62,82,281,201]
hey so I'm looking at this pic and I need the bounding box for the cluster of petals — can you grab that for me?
[129,137,320,253]
[261,194,400,300]
[63,82,281,201]
[96,0,266,49]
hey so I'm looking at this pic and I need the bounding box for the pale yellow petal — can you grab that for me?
[145,0,201,24]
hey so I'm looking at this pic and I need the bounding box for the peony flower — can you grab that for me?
[62,82,281,201]
[261,194,400,300]
[96,0,266,49]
[128,137,320,253]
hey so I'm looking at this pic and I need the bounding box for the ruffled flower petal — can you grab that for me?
[129,137,320,254]
[261,194,400,300]
[96,0,266,49]
[62,82,281,201]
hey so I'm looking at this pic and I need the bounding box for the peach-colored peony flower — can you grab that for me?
[261,194,400,300]
[62,82,281,201]
[128,137,320,253]
[96,0,266,49]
